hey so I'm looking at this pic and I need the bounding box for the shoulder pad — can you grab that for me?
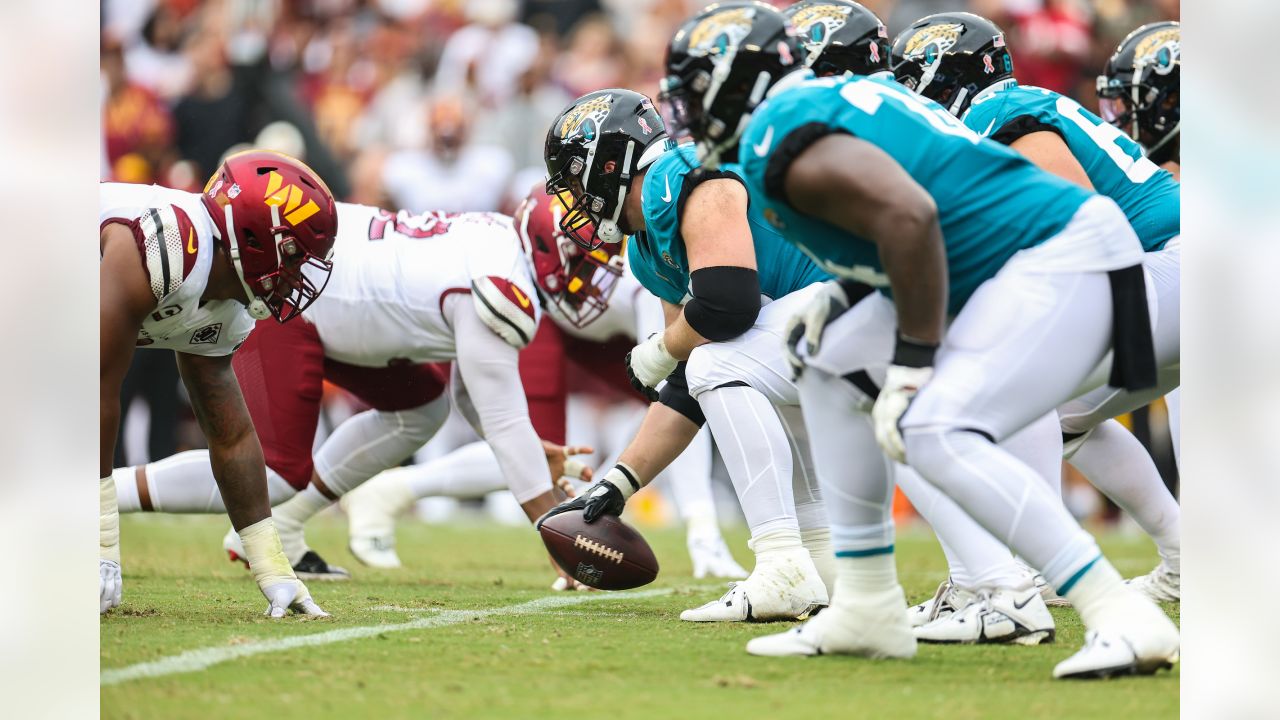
[471,275,538,349]
[133,204,199,302]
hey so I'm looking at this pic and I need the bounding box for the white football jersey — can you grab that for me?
[552,264,650,344]
[100,182,255,357]
[304,203,539,367]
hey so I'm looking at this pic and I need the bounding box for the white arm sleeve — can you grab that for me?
[446,296,552,504]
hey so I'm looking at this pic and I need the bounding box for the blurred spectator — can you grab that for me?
[474,31,572,178]
[102,37,175,183]
[172,22,252,178]
[552,13,624,98]
[124,3,195,101]
[436,0,540,107]
[381,94,514,212]
[977,0,1094,96]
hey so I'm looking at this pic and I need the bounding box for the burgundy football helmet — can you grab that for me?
[516,187,624,329]
[201,150,338,322]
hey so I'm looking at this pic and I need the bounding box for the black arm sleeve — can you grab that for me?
[683,266,761,342]
[990,115,1064,146]
[763,122,851,208]
[657,362,705,427]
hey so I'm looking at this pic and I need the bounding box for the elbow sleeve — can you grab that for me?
[683,266,760,342]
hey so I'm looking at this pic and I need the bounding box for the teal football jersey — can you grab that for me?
[629,143,830,307]
[737,73,1097,314]
[964,80,1178,251]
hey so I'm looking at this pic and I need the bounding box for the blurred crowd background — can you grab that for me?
[102,0,1180,528]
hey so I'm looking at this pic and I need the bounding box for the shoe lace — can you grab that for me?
[925,578,956,622]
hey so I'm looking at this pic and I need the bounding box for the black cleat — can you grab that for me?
[293,550,351,581]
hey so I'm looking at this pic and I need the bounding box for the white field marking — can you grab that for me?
[101,588,672,686]
[365,605,444,613]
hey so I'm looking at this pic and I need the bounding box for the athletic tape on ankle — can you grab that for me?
[238,517,298,588]
[100,476,120,563]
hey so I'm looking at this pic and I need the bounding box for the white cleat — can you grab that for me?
[915,585,1055,645]
[746,586,917,659]
[688,535,749,580]
[681,548,828,622]
[340,470,416,569]
[907,578,974,628]
[1127,561,1180,603]
[1016,558,1071,607]
[348,534,402,569]
[1053,587,1179,680]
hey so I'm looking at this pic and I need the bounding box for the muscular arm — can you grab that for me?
[785,133,946,345]
[662,178,759,358]
[1008,130,1095,190]
[176,352,271,531]
[1161,160,1180,181]
[615,402,702,485]
[100,224,156,478]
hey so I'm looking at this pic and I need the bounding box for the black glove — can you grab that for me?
[536,479,627,528]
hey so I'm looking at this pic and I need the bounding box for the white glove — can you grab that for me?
[261,579,328,618]
[100,559,122,614]
[785,281,856,378]
[872,364,934,463]
[626,333,678,401]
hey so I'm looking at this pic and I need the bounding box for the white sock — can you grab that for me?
[1070,419,1180,572]
[801,527,835,596]
[700,386,799,539]
[834,553,900,603]
[114,451,297,514]
[403,441,506,500]
[1062,557,1131,628]
[113,466,141,513]
[313,399,448,498]
[273,485,332,564]
[748,526,804,561]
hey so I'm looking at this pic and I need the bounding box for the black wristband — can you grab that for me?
[893,334,938,368]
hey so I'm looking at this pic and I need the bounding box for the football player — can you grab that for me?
[339,189,748,581]
[536,87,839,622]
[784,0,890,80]
[1098,22,1180,180]
[101,150,335,617]
[890,14,1182,611]
[662,2,1177,678]
[112,198,581,585]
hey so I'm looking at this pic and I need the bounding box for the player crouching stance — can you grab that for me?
[100,150,335,616]
[113,197,580,586]
[663,3,1177,678]
[538,88,838,622]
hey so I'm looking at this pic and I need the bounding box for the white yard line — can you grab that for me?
[102,588,672,686]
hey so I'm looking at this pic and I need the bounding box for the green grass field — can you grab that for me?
[102,515,1178,719]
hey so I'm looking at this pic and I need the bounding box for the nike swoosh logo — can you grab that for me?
[1012,593,1036,610]
[512,286,531,308]
[981,119,997,137]
[186,228,196,254]
[753,126,774,157]
[661,175,672,203]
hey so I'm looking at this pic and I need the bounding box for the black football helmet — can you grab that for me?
[890,12,1013,117]
[1097,21,1180,164]
[784,0,890,78]
[659,2,804,168]
[544,89,671,250]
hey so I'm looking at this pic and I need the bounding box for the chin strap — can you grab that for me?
[222,205,272,320]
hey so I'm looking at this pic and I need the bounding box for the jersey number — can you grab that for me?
[368,209,457,241]
[839,81,980,142]
[1055,96,1159,184]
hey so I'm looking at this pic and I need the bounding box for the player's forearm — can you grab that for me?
[662,310,710,360]
[615,403,702,485]
[876,210,947,345]
[207,430,272,530]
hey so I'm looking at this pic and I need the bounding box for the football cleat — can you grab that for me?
[915,585,1056,645]
[1126,561,1180,603]
[907,577,974,628]
[746,585,917,658]
[1053,630,1177,680]
[348,534,401,569]
[1053,585,1180,680]
[1017,558,1072,607]
[681,548,828,622]
[688,535,749,580]
[223,526,350,580]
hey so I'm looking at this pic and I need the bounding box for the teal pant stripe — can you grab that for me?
[1056,555,1101,595]
[835,545,894,558]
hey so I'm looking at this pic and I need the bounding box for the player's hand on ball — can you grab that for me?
[100,559,122,614]
[625,333,678,401]
[541,440,594,497]
[536,463,639,527]
[872,335,939,462]
[786,280,859,378]
[261,578,329,618]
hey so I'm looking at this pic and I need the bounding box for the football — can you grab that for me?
[539,511,659,590]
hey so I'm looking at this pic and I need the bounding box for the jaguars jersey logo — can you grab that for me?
[685,6,756,57]
[558,95,614,141]
[1134,27,1180,75]
[791,3,852,48]
[903,22,964,63]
